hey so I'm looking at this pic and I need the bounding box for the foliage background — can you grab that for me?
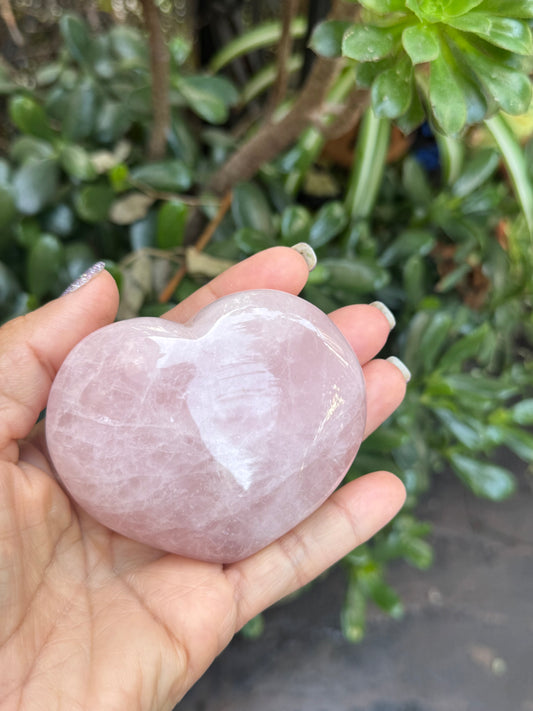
[0,0,532,640]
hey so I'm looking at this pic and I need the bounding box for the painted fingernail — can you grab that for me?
[370,301,396,330]
[387,356,411,383]
[62,261,106,295]
[291,242,317,272]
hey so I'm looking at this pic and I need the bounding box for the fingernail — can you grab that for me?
[370,301,396,330]
[291,242,317,272]
[62,261,106,295]
[387,356,411,383]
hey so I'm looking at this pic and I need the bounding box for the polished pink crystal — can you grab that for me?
[46,289,366,562]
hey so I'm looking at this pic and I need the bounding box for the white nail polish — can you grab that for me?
[62,261,106,295]
[387,356,411,383]
[370,301,396,330]
[291,242,317,271]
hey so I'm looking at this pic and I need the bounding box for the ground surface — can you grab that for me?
[177,456,533,711]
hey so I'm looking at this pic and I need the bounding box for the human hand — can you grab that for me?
[0,247,406,711]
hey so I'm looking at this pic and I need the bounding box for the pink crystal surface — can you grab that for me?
[46,289,366,563]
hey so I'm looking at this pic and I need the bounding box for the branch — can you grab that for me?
[264,0,300,119]
[0,0,24,46]
[208,0,359,196]
[139,0,170,161]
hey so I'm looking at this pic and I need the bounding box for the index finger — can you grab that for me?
[162,246,311,323]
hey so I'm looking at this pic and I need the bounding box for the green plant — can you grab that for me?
[0,1,532,641]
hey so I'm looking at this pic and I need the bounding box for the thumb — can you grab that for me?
[0,268,119,456]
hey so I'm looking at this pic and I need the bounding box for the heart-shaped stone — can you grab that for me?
[46,289,366,562]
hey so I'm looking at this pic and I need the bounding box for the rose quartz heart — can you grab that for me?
[46,289,366,562]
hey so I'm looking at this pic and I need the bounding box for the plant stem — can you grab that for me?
[140,0,170,161]
[345,107,391,221]
[265,0,300,119]
[208,0,359,196]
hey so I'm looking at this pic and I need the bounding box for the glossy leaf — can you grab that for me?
[280,205,312,244]
[9,95,55,141]
[429,51,467,135]
[232,182,274,236]
[130,161,192,193]
[419,311,453,371]
[437,323,491,371]
[26,233,65,298]
[308,201,348,248]
[449,453,516,500]
[309,20,352,58]
[0,186,16,229]
[74,184,114,223]
[64,242,96,283]
[177,75,239,125]
[359,0,406,11]
[342,25,397,62]
[62,79,99,141]
[130,212,156,251]
[60,14,93,65]
[451,148,499,197]
[372,59,413,119]
[402,25,440,64]
[379,229,435,266]
[234,227,276,255]
[109,25,148,64]
[476,0,533,18]
[319,257,389,293]
[499,427,533,462]
[60,144,97,181]
[509,399,533,426]
[168,114,199,168]
[13,158,59,215]
[44,204,75,237]
[448,14,533,55]
[156,200,188,249]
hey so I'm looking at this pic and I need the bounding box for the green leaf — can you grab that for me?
[485,113,533,237]
[0,186,16,229]
[0,261,22,321]
[60,144,97,181]
[64,241,96,283]
[9,95,55,141]
[26,233,65,299]
[437,322,491,371]
[461,40,532,115]
[130,212,156,251]
[342,25,397,62]
[379,229,436,266]
[156,200,188,249]
[177,75,239,124]
[429,51,467,135]
[477,0,533,18]
[74,184,114,223]
[434,408,484,449]
[509,399,533,425]
[309,20,352,58]
[402,25,440,64]
[60,14,93,65]
[240,613,265,640]
[308,201,348,248]
[341,576,366,644]
[44,204,75,237]
[168,113,199,168]
[280,205,312,244]
[359,0,407,12]
[499,426,533,462]
[13,158,59,215]
[130,161,192,193]
[232,182,274,236]
[402,254,428,307]
[208,17,307,73]
[449,453,516,500]
[318,257,390,293]
[399,537,434,569]
[110,25,148,65]
[371,58,413,119]
[419,311,453,371]
[10,136,56,164]
[448,14,533,55]
[169,36,192,66]
[62,78,99,141]
[402,156,433,206]
[95,100,131,144]
[451,148,499,197]
[234,227,276,255]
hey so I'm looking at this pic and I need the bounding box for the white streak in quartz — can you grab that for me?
[46,289,367,563]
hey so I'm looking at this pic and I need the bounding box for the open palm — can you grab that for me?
[0,247,406,711]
